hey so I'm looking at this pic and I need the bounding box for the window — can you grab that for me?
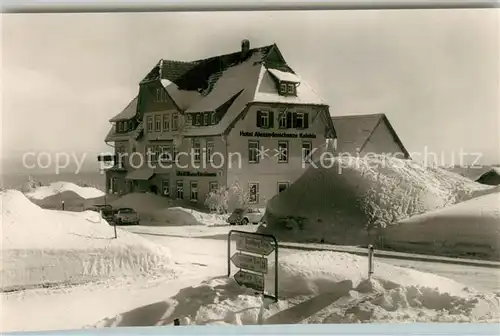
[154,115,161,131]
[203,113,209,126]
[277,141,288,163]
[195,113,201,126]
[146,145,158,162]
[279,111,289,128]
[172,113,179,131]
[248,183,259,204]
[278,182,289,193]
[295,112,305,129]
[210,112,216,125]
[146,116,153,132]
[302,142,313,163]
[186,114,193,126]
[280,83,287,94]
[206,140,214,163]
[176,180,184,199]
[163,114,170,131]
[190,181,198,202]
[162,179,170,197]
[209,182,219,194]
[159,145,172,162]
[287,84,295,95]
[248,141,260,163]
[192,139,201,163]
[259,111,269,128]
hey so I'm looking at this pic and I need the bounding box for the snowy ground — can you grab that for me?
[2,185,500,332]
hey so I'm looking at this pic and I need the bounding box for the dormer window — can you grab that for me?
[287,84,295,95]
[280,83,287,95]
[186,114,193,126]
[203,113,209,126]
[195,113,201,126]
[210,112,216,125]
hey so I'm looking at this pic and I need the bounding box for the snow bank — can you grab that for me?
[92,251,500,327]
[150,207,228,227]
[260,155,492,245]
[380,192,500,260]
[110,193,227,226]
[1,190,175,291]
[25,181,105,200]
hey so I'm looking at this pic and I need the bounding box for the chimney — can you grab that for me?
[241,39,250,59]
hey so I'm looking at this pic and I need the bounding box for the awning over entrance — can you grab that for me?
[125,167,155,181]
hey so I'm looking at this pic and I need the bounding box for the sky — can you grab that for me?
[2,9,499,168]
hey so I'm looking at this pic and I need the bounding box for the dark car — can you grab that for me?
[113,207,140,225]
[85,204,116,222]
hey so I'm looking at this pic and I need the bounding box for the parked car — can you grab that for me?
[85,204,116,223]
[227,208,266,225]
[113,207,140,225]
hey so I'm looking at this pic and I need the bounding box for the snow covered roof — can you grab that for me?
[267,68,300,83]
[331,113,410,158]
[109,96,139,122]
[109,42,331,139]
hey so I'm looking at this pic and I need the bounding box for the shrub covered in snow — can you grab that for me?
[260,155,492,245]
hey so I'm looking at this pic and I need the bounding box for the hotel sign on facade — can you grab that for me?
[239,131,316,139]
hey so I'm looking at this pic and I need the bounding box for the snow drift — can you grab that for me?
[110,192,227,226]
[25,181,105,200]
[1,190,175,291]
[93,250,500,326]
[380,192,500,260]
[260,155,492,245]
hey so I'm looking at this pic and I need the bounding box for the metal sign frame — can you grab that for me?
[228,230,279,302]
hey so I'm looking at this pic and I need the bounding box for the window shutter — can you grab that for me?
[286,112,292,129]
[268,111,274,129]
[256,110,262,127]
[304,113,309,129]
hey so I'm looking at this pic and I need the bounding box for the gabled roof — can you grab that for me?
[109,96,138,122]
[331,113,410,158]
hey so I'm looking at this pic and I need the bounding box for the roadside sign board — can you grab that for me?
[234,270,265,292]
[231,252,268,274]
[235,233,275,256]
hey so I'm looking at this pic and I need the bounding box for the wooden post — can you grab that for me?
[61,201,65,211]
[368,245,374,279]
[114,221,117,239]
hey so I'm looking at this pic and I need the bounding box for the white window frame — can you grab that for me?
[146,116,153,132]
[172,113,179,131]
[190,181,198,203]
[176,180,184,199]
[156,88,161,102]
[204,113,209,125]
[248,182,259,204]
[277,141,288,163]
[162,114,170,131]
[162,179,170,197]
[295,112,305,129]
[195,113,201,126]
[248,140,260,163]
[206,140,214,163]
[278,181,290,193]
[192,139,201,163]
[279,111,288,129]
[302,141,312,163]
[287,84,295,95]
[210,112,216,124]
[159,145,172,163]
[186,114,193,126]
[154,114,161,132]
[259,111,269,128]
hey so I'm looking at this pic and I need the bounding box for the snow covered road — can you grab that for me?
[125,224,500,293]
